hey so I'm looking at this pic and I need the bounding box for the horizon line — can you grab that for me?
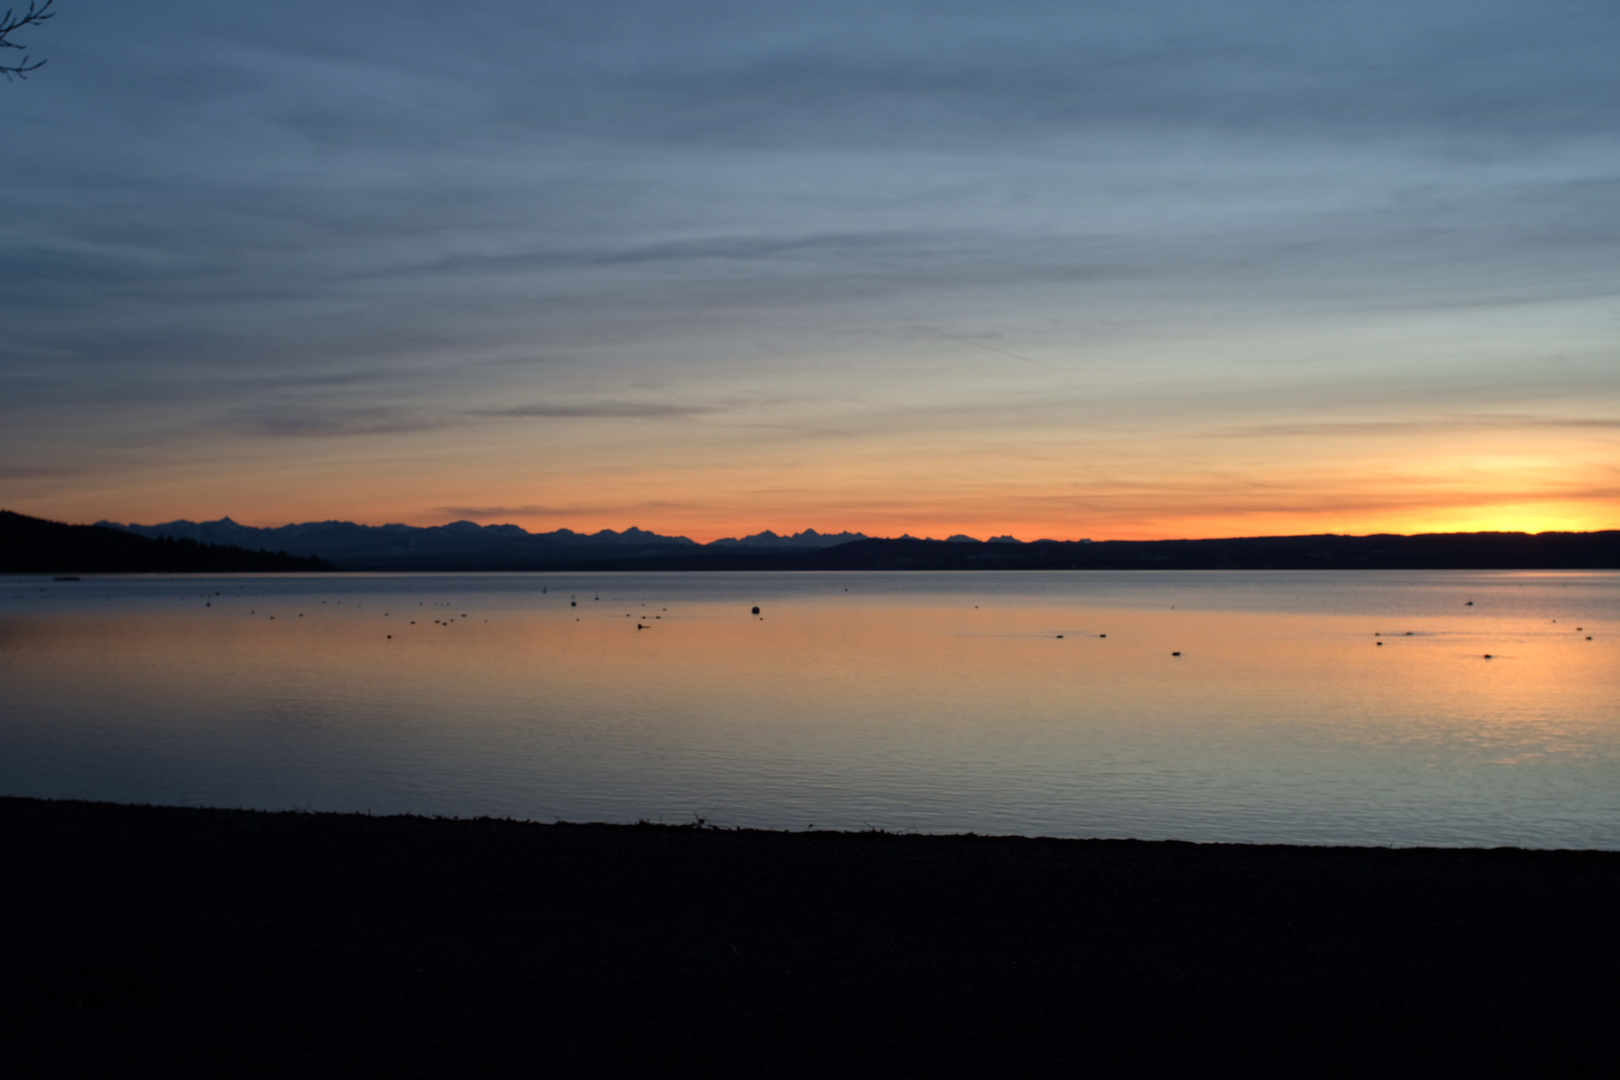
[17,509,1617,546]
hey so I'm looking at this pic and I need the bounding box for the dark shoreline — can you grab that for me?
[0,510,332,574]
[4,797,1616,1076]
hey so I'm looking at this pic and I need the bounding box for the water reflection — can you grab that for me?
[1,571,1616,847]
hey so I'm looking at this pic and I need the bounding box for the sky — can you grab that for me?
[1,0,1616,541]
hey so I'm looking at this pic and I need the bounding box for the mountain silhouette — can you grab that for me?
[96,517,867,569]
[1,511,332,573]
[33,514,1619,571]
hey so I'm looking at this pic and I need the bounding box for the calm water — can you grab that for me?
[2,571,1616,848]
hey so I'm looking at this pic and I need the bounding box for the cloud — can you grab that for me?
[434,505,606,520]
[469,402,723,420]
[434,501,712,520]
[1213,415,1620,438]
[228,406,453,438]
[216,399,727,438]
[478,1,1620,150]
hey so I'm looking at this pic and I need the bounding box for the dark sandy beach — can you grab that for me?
[3,797,1615,1077]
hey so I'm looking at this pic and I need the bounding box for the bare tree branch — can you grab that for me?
[1,0,55,81]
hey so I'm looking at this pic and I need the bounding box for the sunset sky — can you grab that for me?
[2,0,1615,541]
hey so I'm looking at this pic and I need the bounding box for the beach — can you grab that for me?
[4,796,1616,1076]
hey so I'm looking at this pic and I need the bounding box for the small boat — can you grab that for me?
[53,575,81,582]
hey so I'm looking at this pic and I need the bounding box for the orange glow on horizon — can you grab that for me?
[13,474,1616,544]
[18,498,1611,545]
[8,387,1615,543]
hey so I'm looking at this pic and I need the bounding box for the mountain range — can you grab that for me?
[88,517,1620,572]
[4,511,1613,573]
[96,517,878,570]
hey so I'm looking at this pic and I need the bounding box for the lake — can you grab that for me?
[2,570,1616,848]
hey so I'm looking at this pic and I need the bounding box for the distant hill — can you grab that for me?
[83,516,1620,571]
[707,528,869,549]
[97,517,867,570]
[1,511,333,574]
[98,517,703,570]
[746,532,1620,572]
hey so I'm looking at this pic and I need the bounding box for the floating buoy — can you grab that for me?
[751,606,760,615]
[1483,654,1493,659]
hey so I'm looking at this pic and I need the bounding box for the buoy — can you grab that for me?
[1483,654,1493,659]
[751,606,760,615]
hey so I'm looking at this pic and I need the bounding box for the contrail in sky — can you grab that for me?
[926,328,1047,367]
